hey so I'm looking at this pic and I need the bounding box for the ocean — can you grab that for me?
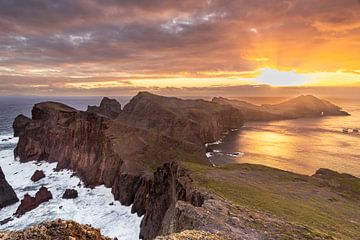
[0,95,359,238]
[207,97,360,177]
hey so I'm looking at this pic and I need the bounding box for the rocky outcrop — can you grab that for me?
[62,189,78,199]
[0,219,111,240]
[13,114,31,137]
[0,167,18,209]
[15,186,53,216]
[87,97,122,118]
[313,168,360,200]
[31,170,45,182]
[13,92,245,239]
[213,95,349,121]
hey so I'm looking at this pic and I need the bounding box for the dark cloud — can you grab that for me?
[0,0,359,95]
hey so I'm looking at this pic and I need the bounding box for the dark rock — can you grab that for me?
[62,189,78,199]
[87,97,122,119]
[0,217,13,225]
[15,186,53,216]
[13,114,31,137]
[30,170,45,182]
[0,167,18,209]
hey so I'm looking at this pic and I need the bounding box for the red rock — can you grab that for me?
[15,187,52,216]
[62,189,78,199]
[30,170,45,182]
[0,167,18,209]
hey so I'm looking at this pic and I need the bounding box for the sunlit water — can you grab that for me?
[0,96,141,239]
[208,98,360,177]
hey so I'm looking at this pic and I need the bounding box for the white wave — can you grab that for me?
[226,152,245,158]
[205,152,213,158]
[0,135,18,146]
[205,139,222,147]
[0,149,141,240]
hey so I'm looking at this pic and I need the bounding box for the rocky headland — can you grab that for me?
[212,94,349,121]
[9,92,359,239]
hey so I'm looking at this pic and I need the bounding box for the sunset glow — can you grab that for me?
[0,0,359,95]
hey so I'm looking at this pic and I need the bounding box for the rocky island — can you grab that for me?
[6,92,359,239]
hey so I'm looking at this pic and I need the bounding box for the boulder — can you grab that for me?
[31,170,45,182]
[15,186,52,216]
[62,189,78,199]
[0,167,18,209]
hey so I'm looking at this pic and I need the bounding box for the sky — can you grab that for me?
[0,0,360,96]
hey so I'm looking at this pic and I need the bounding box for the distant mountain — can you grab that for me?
[212,94,349,121]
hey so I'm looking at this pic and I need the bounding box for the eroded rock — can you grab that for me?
[0,167,18,209]
[15,186,52,216]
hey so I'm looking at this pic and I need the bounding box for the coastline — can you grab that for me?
[1,92,359,239]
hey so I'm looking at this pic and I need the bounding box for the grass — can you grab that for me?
[181,161,360,240]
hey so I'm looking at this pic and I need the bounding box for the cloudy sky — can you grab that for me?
[0,0,360,96]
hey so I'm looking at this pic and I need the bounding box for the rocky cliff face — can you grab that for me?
[0,167,18,209]
[120,92,244,145]
[13,92,245,239]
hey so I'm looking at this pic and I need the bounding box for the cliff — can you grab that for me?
[119,92,244,145]
[13,92,245,239]
[0,167,18,209]
[212,95,349,121]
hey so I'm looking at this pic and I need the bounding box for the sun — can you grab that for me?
[256,68,309,86]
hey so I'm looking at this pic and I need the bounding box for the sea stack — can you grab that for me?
[15,186,53,216]
[0,167,18,209]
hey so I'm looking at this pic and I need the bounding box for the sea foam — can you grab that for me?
[0,149,141,240]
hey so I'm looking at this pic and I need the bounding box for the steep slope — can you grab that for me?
[119,92,244,145]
